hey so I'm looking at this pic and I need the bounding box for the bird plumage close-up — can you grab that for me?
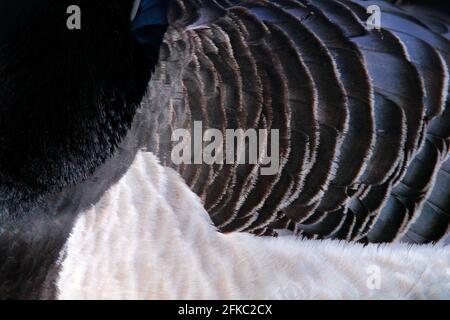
[0,0,449,300]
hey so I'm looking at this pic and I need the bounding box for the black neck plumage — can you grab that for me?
[0,0,167,299]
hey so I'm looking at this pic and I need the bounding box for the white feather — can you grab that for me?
[57,151,450,300]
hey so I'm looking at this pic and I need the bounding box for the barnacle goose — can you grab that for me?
[0,0,449,299]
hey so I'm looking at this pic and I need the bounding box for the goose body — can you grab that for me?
[0,0,449,299]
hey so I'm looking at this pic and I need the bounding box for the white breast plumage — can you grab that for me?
[57,151,450,300]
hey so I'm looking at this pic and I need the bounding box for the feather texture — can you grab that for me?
[57,151,450,299]
[145,0,450,243]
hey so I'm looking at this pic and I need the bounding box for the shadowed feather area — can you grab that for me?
[0,0,151,213]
